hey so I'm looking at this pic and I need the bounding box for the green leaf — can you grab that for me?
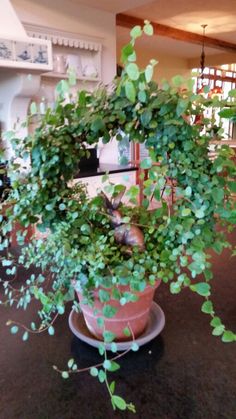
[142,198,149,209]
[103,330,116,343]
[22,331,29,341]
[141,109,152,127]
[48,325,55,335]
[10,325,19,334]
[172,75,184,87]
[45,204,53,211]
[212,241,224,255]
[111,342,118,353]
[228,88,236,97]
[131,342,139,352]
[2,130,15,141]
[195,208,205,219]
[125,80,136,102]
[59,203,66,211]
[78,90,86,106]
[228,181,236,193]
[102,305,118,318]
[112,395,127,411]
[127,185,139,199]
[103,360,111,370]
[138,90,146,103]
[56,79,69,96]
[121,43,134,63]
[212,325,225,336]
[185,186,192,197]
[67,358,74,369]
[145,65,153,83]
[90,367,98,377]
[221,331,236,343]
[61,371,69,379]
[98,369,106,383]
[210,317,222,327]
[120,297,127,306]
[91,117,105,133]
[212,188,224,204]
[98,289,110,303]
[126,63,139,81]
[191,282,211,297]
[143,23,153,36]
[140,157,152,169]
[123,327,131,337]
[109,361,120,372]
[98,343,105,355]
[218,108,235,119]
[110,381,115,394]
[127,51,137,62]
[182,208,191,217]
[2,259,12,267]
[201,300,214,314]
[187,78,195,90]
[81,224,91,235]
[176,99,189,117]
[97,317,104,329]
[57,304,65,315]
[170,282,181,294]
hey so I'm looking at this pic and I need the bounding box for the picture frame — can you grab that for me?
[0,35,52,71]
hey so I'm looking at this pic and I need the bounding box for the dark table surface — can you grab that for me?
[0,232,236,419]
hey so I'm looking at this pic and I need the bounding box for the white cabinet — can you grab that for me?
[73,170,136,202]
[26,24,102,84]
[41,45,101,83]
[25,24,102,106]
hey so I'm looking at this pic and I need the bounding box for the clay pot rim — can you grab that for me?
[76,279,161,299]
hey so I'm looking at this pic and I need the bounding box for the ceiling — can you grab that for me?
[72,0,236,60]
[123,0,236,42]
[69,0,152,14]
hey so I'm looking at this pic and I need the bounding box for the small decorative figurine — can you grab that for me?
[102,190,145,251]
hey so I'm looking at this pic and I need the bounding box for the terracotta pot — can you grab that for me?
[76,280,161,341]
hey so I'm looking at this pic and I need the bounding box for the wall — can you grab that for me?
[116,39,191,83]
[12,0,117,84]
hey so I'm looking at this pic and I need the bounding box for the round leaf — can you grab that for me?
[112,396,127,411]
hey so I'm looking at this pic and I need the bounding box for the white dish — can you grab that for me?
[68,302,165,351]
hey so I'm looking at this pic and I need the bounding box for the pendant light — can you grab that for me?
[197,24,208,95]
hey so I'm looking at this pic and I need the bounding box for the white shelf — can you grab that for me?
[41,72,100,82]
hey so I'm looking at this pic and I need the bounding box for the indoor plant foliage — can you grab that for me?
[0,21,236,413]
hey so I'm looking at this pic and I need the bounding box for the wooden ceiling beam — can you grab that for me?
[116,14,236,54]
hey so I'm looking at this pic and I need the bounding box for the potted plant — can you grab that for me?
[0,22,235,413]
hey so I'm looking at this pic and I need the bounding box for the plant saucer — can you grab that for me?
[68,301,165,351]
